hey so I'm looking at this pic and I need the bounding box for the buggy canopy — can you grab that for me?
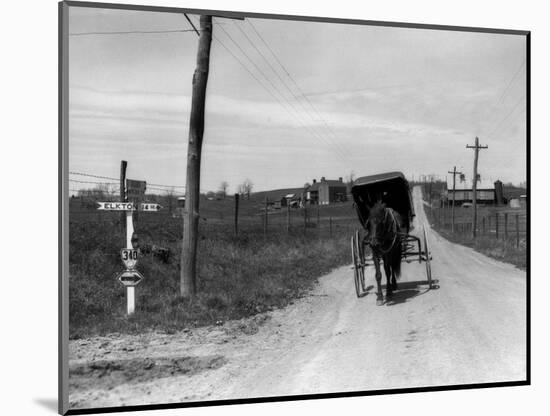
[351,171,414,230]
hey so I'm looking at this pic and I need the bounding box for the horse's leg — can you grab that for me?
[383,255,393,298]
[373,255,383,305]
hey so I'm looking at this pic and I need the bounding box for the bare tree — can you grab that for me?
[239,179,253,200]
[219,181,229,199]
[345,171,355,193]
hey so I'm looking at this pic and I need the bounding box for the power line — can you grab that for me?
[206,32,330,174]
[147,183,186,188]
[235,21,354,160]
[69,29,197,36]
[69,179,119,186]
[481,59,526,137]
[183,16,335,178]
[184,13,200,36]
[211,19,351,168]
[497,59,526,105]
[245,20,356,162]
[486,95,526,140]
[69,171,118,181]
[70,171,186,189]
[236,21,354,164]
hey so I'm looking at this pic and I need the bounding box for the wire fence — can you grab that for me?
[69,195,359,243]
[426,203,527,247]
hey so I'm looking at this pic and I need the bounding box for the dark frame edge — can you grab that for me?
[63,0,529,36]
[59,1,70,414]
[525,31,531,386]
[58,2,531,414]
[65,380,529,415]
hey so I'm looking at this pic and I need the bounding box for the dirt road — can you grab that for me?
[69,186,527,409]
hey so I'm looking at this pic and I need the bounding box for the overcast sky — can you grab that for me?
[68,6,527,194]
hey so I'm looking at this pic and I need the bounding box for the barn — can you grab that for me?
[446,176,496,205]
[306,177,347,205]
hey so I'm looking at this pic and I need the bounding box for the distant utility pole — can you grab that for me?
[429,176,433,206]
[447,166,463,233]
[466,137,488,238]
[181,15,213,297]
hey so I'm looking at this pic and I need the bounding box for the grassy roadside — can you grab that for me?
[69,213,355,339]
[424,206,527,270]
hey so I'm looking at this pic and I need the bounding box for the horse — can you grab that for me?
[365,201,403,304]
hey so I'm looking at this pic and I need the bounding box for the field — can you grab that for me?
[424,201,527,269]
[69,194,358,338]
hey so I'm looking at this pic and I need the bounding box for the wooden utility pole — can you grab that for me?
[448,166,463,233]
[466,137,488,238]
[181,15,213,297]
[429,176,433,206]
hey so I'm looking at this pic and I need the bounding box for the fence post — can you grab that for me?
[495,213,499,239]
[264,196,268,237]
[286,203,290,234]
[515,214,520,248]
[504,213,508,240]
[329,216,333,238]
[482,217,485,235]
[234,193,239,236]
[304,205,307,235]
[317,205,320,237]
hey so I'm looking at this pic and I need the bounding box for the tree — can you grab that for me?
[238,179,253,200]
[219,181,229,199]
[345,171,355,185]
[345,171,355,193]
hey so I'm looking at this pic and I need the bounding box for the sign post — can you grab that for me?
[125,207,135,315]
[97,195,162,315]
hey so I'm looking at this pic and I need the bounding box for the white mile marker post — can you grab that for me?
[126,208,135,315]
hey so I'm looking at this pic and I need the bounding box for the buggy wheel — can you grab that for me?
[351,230,366,297]
[423,226,432,288]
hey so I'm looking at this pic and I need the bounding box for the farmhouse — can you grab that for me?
[446,176,496,205]
[306,177,347,205]
[281,193,301,208]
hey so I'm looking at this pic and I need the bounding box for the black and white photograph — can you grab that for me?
[58,1,528,414]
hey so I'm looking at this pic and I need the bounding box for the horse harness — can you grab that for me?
[372,208,399,255]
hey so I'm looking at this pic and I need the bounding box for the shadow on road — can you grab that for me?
[361,280,439,305]
[365,280,439,306]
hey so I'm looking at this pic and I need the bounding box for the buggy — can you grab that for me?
[350,172,432,298]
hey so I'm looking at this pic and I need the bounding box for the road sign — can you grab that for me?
[126,179,146,200]
[97,202,136,211]
[141,203,162,212]
[117,269,144,287]
[97,202,162,211]
[120,248,138,269]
